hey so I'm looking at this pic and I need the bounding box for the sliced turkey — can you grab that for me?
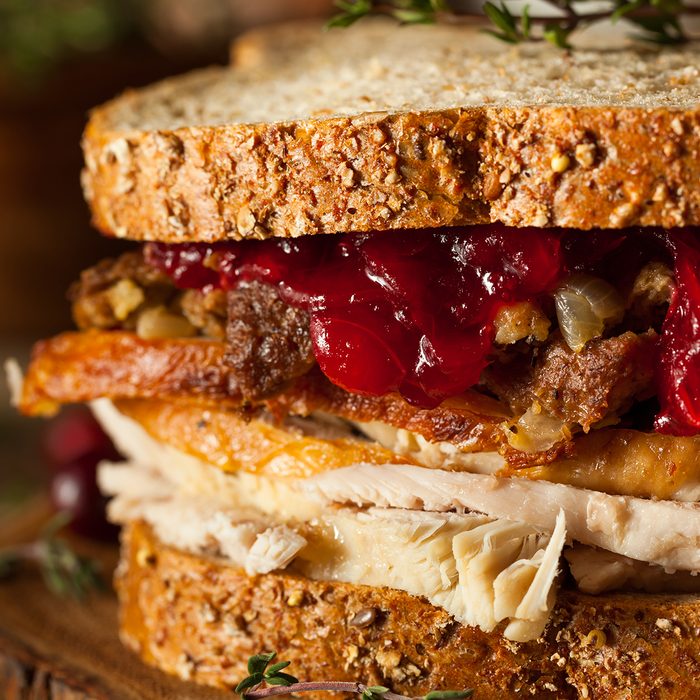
[305,463,700,571]
[565,546,700,595]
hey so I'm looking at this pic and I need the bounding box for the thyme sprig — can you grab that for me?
[0,512,102,598]
[236,653,474,700]
[328,0,699,47]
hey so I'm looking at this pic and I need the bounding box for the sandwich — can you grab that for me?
[11,19,700,698]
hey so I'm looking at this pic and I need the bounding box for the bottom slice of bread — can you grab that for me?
[119,522,700,699]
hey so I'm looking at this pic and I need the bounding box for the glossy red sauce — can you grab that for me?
[146,226,700,436]
[653,232,700,436]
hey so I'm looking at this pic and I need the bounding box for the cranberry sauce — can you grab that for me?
[146,226,700,436]
[653,231,700,436]
[147,227,562,406]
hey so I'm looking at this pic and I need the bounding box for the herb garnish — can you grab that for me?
[0,512,102,598]
[328,0,699,48]
[236,652,474,700]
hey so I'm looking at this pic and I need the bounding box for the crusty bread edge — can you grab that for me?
[81,96,700,242]
[119,521,700,699]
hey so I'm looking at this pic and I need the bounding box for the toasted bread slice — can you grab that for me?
[120,520,700,699]
[82,20,700,242]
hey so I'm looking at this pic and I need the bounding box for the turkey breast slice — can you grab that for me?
[304,463,700,571]
[565,546,700,595]
[99,456,565,642]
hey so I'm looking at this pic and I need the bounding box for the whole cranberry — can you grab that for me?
[42,406,120,469]
[49,451,120,541]
[43,407,122,541]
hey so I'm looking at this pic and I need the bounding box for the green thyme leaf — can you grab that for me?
[0,510,102,599]
[265,661,292,676]
[236,673,264,693]
[362,686,390,700]
[326,0,695,49]
[611,0,643,21]
[37,535,102,600]
[326,13,363,27]
[40,510,72,539]
[248,652,277,676]
[392,8,436,23]
[480,27,516,43]
[335,0,372,12]
[328,0,374,28]
[424,691,475,700]
[272,672,299,685]
[482,1,519,42]
[521,4,531,37]
[543,23,574,48]
[266,674,299,687]
[237,651,477,700]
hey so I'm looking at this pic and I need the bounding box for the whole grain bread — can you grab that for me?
[120,521,700,699]
[82,21,700,242]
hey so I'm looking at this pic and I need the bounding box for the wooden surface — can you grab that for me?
[0,517,234,700]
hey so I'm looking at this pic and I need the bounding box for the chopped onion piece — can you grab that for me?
[506,405,571,453]
[555,274,624,352]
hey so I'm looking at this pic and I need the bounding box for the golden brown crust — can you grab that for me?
[19,331,244,416]
[120,521,700,699]
[19,331,507,454]
[114,398,412,477]
[82,105,700,242]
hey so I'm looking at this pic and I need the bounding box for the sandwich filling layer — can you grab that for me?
[20,342,700,502]
[20,226,700,493]
[18,223,700,644]
[95,398,566,642]
[143,225,700,435]
[93,398,700,645]
[63,225,700,438]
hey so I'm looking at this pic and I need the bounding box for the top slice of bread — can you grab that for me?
[82,20,700,242]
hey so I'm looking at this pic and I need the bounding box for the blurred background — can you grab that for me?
[0,0,334,528]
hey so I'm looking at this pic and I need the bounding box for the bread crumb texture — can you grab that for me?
[119,521,700,699]
[82,21,700,241]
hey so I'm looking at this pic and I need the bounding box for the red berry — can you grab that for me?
[43,407,122,541]
[49,451,119,541]
[42,406,120,469]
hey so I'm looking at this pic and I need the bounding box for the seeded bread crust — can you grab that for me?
[120,521,700,699]
[81,23,700,242]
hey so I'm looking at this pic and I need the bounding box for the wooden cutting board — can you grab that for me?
[0,501,234,700]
